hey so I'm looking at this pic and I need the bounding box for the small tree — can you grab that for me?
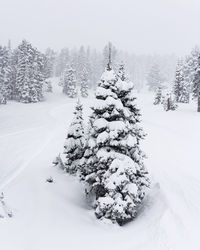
[62,65,77,98]
[63,99,85,174]
[153,86,163,105]
[163,93,177,111]
[80,67,89,97]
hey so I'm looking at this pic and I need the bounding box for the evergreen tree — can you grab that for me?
[81,60,149,225]
[32,48,45,101]
[63,99,85,174]
[102,42,117,70]
[153,86,163,105]
[193,56,200,112]
[15,40,45,103]
[80,67,89,97]
[163,93,177,111]
[146,64,163,91]
[62,64,77,98]
[0,46,12,101]
[174,61,189,103]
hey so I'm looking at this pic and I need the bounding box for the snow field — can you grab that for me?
[0,80,200,249]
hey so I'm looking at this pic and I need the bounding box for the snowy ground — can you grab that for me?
[0,79,200,250]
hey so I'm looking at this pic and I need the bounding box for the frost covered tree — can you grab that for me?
[81,58,149,225]
[62,65,77,98]
[184,46,200,87]
[153,86,163,105]
[63,99,85,174]
[173,61,189,103]
[80,67,89,97]
[0,46,12,102]
[163,93,177,111]
[15,40,45,103]
[146,64,163,91]
[102,42,117,70]
[193,55,200,112]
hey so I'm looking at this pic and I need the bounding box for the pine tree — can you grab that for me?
[15,40,45,103]
[193,55,200,112]
[63,99,85,174]
[146,64,163,91]
[173,61,189,103]
[163,93,177,111]
[62,65,77,98]
[80,67,89,97]
[153,86,162,105]
[81,58,149,225]
[0,46,12,102]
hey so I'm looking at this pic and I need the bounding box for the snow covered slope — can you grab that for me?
[0,81,200,250]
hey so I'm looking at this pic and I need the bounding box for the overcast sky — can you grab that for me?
[0,0,199,55]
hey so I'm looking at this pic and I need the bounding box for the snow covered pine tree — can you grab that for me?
[63,99,85,174]
[193,55,200,112]
[173,60,189,103]
[0,46,12,103]
[153,86,163,105]
[80,67,89,98]
[62,64,77,98]
[163,92,177,111]
[81,58,149,225]
[15,40,45,103]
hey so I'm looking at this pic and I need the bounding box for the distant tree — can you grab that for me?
[62,64,77,98]
[153,86,163,105]
[146,64,163,91]
[15,40,45,103]
[163,93,177,111]
[102,42,117,70]
[80,67,89,97]
[174,60,189,103]
[0,46,12,102]
[193,56,200,112]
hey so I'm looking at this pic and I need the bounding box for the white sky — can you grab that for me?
[0,0,199,54]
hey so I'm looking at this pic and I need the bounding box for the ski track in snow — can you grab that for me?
[0,85,200,250]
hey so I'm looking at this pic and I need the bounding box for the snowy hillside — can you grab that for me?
[0,79,199,250]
